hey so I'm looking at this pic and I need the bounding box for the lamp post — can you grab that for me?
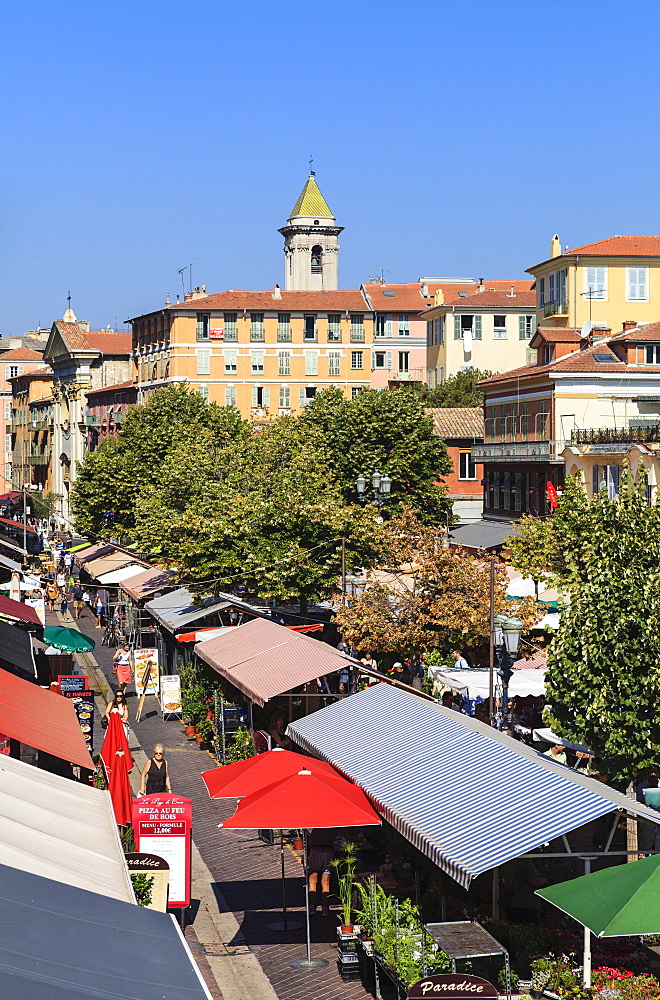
[356,470,392,507]
[493,613,523,731]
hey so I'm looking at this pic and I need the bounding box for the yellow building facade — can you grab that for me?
[131,289,374,419]
[528,235,660,332]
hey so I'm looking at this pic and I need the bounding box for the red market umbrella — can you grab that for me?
[201,747,343,799]
[100,712,133,783]
[202,748,346,931]
[219,767,381,969]
[107,742,133,826]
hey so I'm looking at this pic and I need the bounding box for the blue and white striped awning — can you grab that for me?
[287,684,660,888]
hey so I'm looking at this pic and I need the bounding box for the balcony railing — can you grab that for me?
[86,414,100,426]
[543,300,568,318]
[571,422,660,446]
[472,440,565,462]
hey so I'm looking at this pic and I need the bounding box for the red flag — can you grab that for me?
[546,481,558,509]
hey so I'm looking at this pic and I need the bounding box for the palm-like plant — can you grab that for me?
[331,841,359,927]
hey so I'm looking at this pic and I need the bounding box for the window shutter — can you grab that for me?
[519,315,525,339]
[18,365,24,376]
[251,386,258,407]
[386,351,392,369]
[262,386,270,408]
[607,464,620,499]
[638,268,648,299]
[299,386,307,408]
[454,315,461,339]
[385,313,392,335]
[592,465,599,495]
[474,315,482,340]
[371,351,376,369]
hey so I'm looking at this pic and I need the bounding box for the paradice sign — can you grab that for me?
[408,975,499,999]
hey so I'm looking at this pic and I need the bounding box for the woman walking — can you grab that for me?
[104,690,130,741]
[139,744,172,796]
[112,644,133,696]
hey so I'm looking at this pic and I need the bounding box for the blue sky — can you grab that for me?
[2,0,659,335]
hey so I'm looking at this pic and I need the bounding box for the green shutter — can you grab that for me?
[474,315,482,340]
[519,315,526,340]
[454,315,461,339]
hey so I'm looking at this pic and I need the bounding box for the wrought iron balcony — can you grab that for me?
[543,299,568,318]
[472,440,565,463]
[571,422,660,446]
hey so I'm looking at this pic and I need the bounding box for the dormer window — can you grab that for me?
[311,245,323,274]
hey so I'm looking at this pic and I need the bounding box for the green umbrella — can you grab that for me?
[43,626,95,653]
[537,853,660,987]
[538,853,660,936]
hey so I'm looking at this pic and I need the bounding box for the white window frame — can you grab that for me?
[304,351,319,376]
[196,349,211,376]
[627,266,648,302]
[198,384,209,403]
[225,384,236,407]
[328,351,341,377]
[223,349,238,374]
[251,350,265,374]
[398,313,410,337]
[583,265,608,301]
[459,450,477,481]
[493,316,507,340]
[223,312,238,340]
[351,351,363,370]
[398,351,410,374]
[278,350,291,376]
[279,385,290,409]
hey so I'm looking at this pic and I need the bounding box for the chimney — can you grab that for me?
[184,293,192,301]
[508,285,516,298]
[272,283,282,300]
[591,325,611,342]
[434,289,444,305]
[477,280,484,293]
[190,287,206,300]
[550,234,561,258]
[622,320,638,332]
[165,293,171,306]
[421,283,429,297]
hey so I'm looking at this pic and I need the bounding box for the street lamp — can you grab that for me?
[356,471,391,507]
[493,613,523,731]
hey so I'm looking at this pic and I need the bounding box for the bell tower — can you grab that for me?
[279,174,343,291]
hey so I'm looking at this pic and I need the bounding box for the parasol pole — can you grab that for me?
[290,828,328,969]
[583,857,592,989]
[268,833,302,932]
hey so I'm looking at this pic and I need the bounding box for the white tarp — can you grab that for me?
[97,564,148,585]
[0,754,135,903]
[429,666,547,698]
[506,573,549,598]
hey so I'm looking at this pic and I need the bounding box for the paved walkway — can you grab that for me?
[60,604,373,1000]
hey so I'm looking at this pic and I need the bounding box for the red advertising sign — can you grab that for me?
[546,481,558,509]
[132,794,192,908]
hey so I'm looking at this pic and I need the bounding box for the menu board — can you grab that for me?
[160,675,182,718]
[58,675,89,696]
[134,649,159,696]
[64,690,95,751]
[125,852,170,912]
[132,795,192,908]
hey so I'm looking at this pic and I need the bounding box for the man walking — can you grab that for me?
[452,649,469,669]
[72,581,85,620]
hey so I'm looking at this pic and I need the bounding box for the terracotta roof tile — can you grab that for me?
[164,290,369,312]
[531,327,582,344]
[442,289,536,308]
[0,348,44,361]
[564,236,660,256]
[86,380,135,395]
[54,322,131,354]
[427,408,484,439]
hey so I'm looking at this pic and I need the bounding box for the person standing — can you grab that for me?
[104,690,130,740]
[60,588,70,621]
[544,743,568,765]
[112,644,133,696]
[72,582,85,620]
[63,550,73,576]
[452,649,469,669]
[94,592,105,628]
[46,579,59,613]
[139,744,172,796]
[56,569,67,594]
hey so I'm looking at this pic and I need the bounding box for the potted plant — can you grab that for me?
[529,957,554,998]
[331,841,359,934]
[196,718,214,745]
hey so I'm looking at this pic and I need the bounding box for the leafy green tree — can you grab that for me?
[417,369,493,408]
[134,417,380,614]
[541,470,660,780]
[71,384,249,536]
[508,476,590,586]
[300,386,452,523]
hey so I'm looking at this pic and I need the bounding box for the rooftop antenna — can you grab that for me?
[178,267,186,299]
[67,290,71,311]
[188,263,200,294]
[369,269,391,285]
[309,154,314,176]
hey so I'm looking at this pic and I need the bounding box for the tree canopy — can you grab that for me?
[417,369,493,408]
[521,472,660,780]
[300,386,452,523]
[334,508,509,654]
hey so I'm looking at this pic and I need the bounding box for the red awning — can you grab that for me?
[0,594,41,627]
[0,670,94,769]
